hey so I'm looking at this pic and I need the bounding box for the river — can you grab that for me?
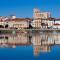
[0,32,60,60]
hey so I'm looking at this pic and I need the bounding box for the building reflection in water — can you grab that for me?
[32,33,51,56]
[0,32,60,56]
[0,33,32,48]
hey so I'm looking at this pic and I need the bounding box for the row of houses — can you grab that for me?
[0,8,60,29]
[0,16,32,29]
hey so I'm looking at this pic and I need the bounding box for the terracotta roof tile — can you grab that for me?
[54,24,60,25]
[5,18,32,22]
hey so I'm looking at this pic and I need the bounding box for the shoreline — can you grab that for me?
[0,28,60,33]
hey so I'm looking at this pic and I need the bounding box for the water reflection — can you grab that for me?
[0,33,31,48]
[0,32,60,56]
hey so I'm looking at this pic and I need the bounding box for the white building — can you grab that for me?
[53,24,60,29]
[48,20,54,28]
[48,19,60,29]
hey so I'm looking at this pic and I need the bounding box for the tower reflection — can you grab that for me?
[32,33,51,56]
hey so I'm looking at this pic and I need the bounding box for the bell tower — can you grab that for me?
[32,8,41,28]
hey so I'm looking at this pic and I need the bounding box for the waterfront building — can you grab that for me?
[48,20,54,28]
[52,20,60,29]
[5,18,30,29]
[0,16,9,28]
[31,8,51,29]
[5,18,31,29]
[31,8,41,28]
[0,16,32,29]
[53,24,60,29]
[0,15,32,29]
[47,19,60,29]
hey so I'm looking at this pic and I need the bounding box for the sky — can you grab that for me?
[0,0,60,18]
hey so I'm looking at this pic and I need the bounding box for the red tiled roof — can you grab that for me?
[54,24,60,25]
[5,18,32,22]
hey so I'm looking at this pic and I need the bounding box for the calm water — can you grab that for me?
[0,32,60,60]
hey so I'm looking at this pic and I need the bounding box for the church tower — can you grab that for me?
[32,8,42,28]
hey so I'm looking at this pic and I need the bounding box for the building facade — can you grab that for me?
[31,8,51,29]
[0,16,32,29]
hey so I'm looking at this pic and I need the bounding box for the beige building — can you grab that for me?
[0,15,32,29]
[0,17,31,29]
[5,18,31,29]
[32,8,51,28]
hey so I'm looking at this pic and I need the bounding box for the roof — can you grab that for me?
[5,18,32,22]
[54,24,60,25]
[33,18,55,21]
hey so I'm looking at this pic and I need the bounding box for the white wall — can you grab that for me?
[55,21,60,24]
